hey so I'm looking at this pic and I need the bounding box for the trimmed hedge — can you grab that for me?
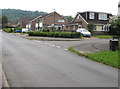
[3,27,22,33]
[3,28,13,33]
[28,31,82,38]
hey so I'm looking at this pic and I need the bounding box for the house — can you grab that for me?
[68,11,112,34]
[26,11,69,31]
[17,17,33,28]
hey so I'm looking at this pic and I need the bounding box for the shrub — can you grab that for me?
[3,28,13,33]
[3,27,22,33]
[28,31,82,38]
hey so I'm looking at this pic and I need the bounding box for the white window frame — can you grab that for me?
[58,20,65,22]
[99,13,107,20]
[89,12,95,19]
[39,22,43,27]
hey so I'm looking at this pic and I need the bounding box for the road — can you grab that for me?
[43,38,110,53]
[0,30,2,88]
[2,32,118,87]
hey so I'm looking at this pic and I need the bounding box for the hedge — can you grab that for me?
[28,31,82,38]
[3,27,22,33]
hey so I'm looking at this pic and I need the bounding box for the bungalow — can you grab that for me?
[26,11,68,31]
[17,17,33,28]
[68,11,112,34]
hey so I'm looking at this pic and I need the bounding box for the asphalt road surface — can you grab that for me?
[43,38,110,53]
[2,32,118,87]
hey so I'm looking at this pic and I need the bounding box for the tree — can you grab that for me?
[87,23,95,35]
[2,15,8,28]
[109,17,120,35]
[65,16,73,21]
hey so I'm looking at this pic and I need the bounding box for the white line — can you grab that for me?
[45,43,48,45]
[56,46,60,48]
[37,41,40,42]
[52,45,55,47]
[64,49,68,51]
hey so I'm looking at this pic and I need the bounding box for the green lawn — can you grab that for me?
[92,35,116,39]
[68,47,119,68]
[85,51,119,68]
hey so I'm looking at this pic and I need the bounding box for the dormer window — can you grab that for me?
[99,13,107,20]
[89,12,95,19]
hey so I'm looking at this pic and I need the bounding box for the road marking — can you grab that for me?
[52,45,55,47]
[64,49,68,51]
[37,41,40,42]
[56,46,60,48]
[45,43,48,45]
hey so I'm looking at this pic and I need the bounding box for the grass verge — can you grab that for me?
[92,35,116,39]
[68,47,119,69]
[27,38,81,41]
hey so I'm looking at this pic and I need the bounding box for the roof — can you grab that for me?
[19,17,33,22]
[78,11,112,14]
[29,11,68,22]
[72,11,111,25]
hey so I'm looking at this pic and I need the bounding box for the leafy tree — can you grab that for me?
[87,23,95,35]
[2,15,8,28]
[64,16,73,21]
[109,17,120,35]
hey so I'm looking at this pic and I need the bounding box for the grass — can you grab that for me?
[68,47,119,69]
[19,33,28,35]
[68,47,84,56]
[85,51,119,68]
[93,35,116,39]
[27,38,81,41]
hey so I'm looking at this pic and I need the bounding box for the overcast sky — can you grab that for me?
[0,0,119,17]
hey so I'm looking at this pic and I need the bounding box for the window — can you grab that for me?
[102,25,109,31]
[36,23,38,27]
[39,22,43,27]
[94,25,97,31]
[58,20,65,22]
[99,13,107,20]
[89,12,94,19]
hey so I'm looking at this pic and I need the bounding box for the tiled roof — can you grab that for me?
[19,17,33,22]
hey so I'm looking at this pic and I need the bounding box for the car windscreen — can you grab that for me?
[82,30,89,32]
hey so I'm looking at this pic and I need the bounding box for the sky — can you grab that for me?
[0,0,120,17]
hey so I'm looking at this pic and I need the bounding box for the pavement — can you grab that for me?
[0,30,9,88]
[2,32,118,87]
[0,30,2,88]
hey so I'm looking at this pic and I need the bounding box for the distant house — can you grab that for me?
[67,11,112,34]
[17,18,33,28]
[26,11,68,31]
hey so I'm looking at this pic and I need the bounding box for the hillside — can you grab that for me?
[1,9,48,24]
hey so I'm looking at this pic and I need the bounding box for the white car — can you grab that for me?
[76,28,91,37]
[22,28,30,33]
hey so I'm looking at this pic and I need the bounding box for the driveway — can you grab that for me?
[2,32,118,87]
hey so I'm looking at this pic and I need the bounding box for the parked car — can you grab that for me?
[15,30,22,33]
[22,28,30,33]
[76,28,91,37]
